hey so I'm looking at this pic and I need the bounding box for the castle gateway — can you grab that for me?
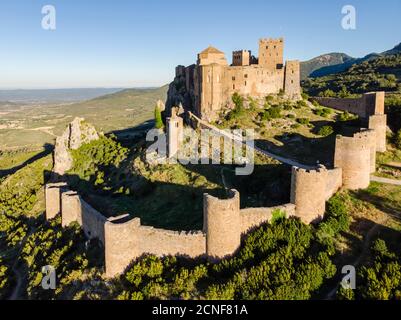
[167,38,301,122]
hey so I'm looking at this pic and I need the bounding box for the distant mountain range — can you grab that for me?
[300,43,401,79]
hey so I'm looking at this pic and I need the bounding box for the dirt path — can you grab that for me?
[7,227,36,300]
[370,175,401,185]
[188,111,316,170]
[9,267,23,300]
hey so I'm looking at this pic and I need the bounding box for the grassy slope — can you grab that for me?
[0,86,168,150]
[215,96,353,166]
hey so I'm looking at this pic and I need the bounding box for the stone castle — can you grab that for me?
[45,91,388,278]
[166,38,301,121]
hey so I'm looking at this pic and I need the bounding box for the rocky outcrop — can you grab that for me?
[165,65,195,118]
[53,117,99,175]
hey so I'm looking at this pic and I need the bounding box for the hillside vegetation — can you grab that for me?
[302,54,401,97]
[0,86,168,150]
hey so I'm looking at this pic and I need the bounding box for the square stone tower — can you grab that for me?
[258,38,284,72]
[284,60,301,100]
[232,50,251,66]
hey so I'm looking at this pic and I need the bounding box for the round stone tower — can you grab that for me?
[290,165,328,224]
[334,131,372,190]
[203,189,240,260]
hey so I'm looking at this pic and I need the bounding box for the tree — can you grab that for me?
[154,105,164,129]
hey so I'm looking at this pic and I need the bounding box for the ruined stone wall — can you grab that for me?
[61,190,81,228]
[136,226,206,259]
[240,203,296,234]
[364,91,385,115]
[369,114,387,152]
[290,166,328,224]
[60,189,106,244]
[314,92,385,118]
[104,216,206,278]
[314,97,365,117]
[334,131,372,190]
[104,215,141,278]
[79,199,107,244]
[203,190,241,259]
[45,182,66,219]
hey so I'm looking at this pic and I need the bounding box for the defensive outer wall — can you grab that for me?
[45,92,387,278]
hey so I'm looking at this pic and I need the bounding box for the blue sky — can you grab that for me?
[0,0,400,89]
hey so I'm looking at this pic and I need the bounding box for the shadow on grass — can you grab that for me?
[0,143,53,178]
[254,118,363,167]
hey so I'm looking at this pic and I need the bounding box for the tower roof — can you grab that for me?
[200,46,224,54]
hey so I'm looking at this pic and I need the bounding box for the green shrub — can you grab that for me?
[0,259,10,299]
[297,118,310,125]
[394,129,401,149]
[271,209,286,224]
[296,100,308,108]
[283,102,293,110]
[232,92,244,109]
[265,95,274,102]
[314,107,332,117]
[316,194,350,251]
[317,126,334,137]
[154,105,164,129]
[301,91,309,100]
[318,89,336,97]
[291,123,301,129]
[227,93,245,120]
[261,106,282,121]
[311,100,320,107]
[338,111,357,122]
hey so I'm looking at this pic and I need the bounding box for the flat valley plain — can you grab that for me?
[0,86,168,151]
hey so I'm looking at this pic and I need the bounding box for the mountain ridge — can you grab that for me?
[301,42,401,79]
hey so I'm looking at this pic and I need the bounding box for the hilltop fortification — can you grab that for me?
[166,38,301,122]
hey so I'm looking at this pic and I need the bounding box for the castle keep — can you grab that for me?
[167,38,301,122]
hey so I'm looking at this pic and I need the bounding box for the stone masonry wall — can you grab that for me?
[334,131,372,190]
[104,215,141,278]
[284,60,301,100]
[290,165,328,224]
[60,189,107,244]
[203,190,241,259]
[369,114,387,152]
[325,168,343,200]
[105,216,206,278]
[45,182,67,219]
[61,190,80,228]
[314,92,385,118]
[240,204,296,234]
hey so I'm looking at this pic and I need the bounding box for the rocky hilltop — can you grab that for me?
[53,117,99,175]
